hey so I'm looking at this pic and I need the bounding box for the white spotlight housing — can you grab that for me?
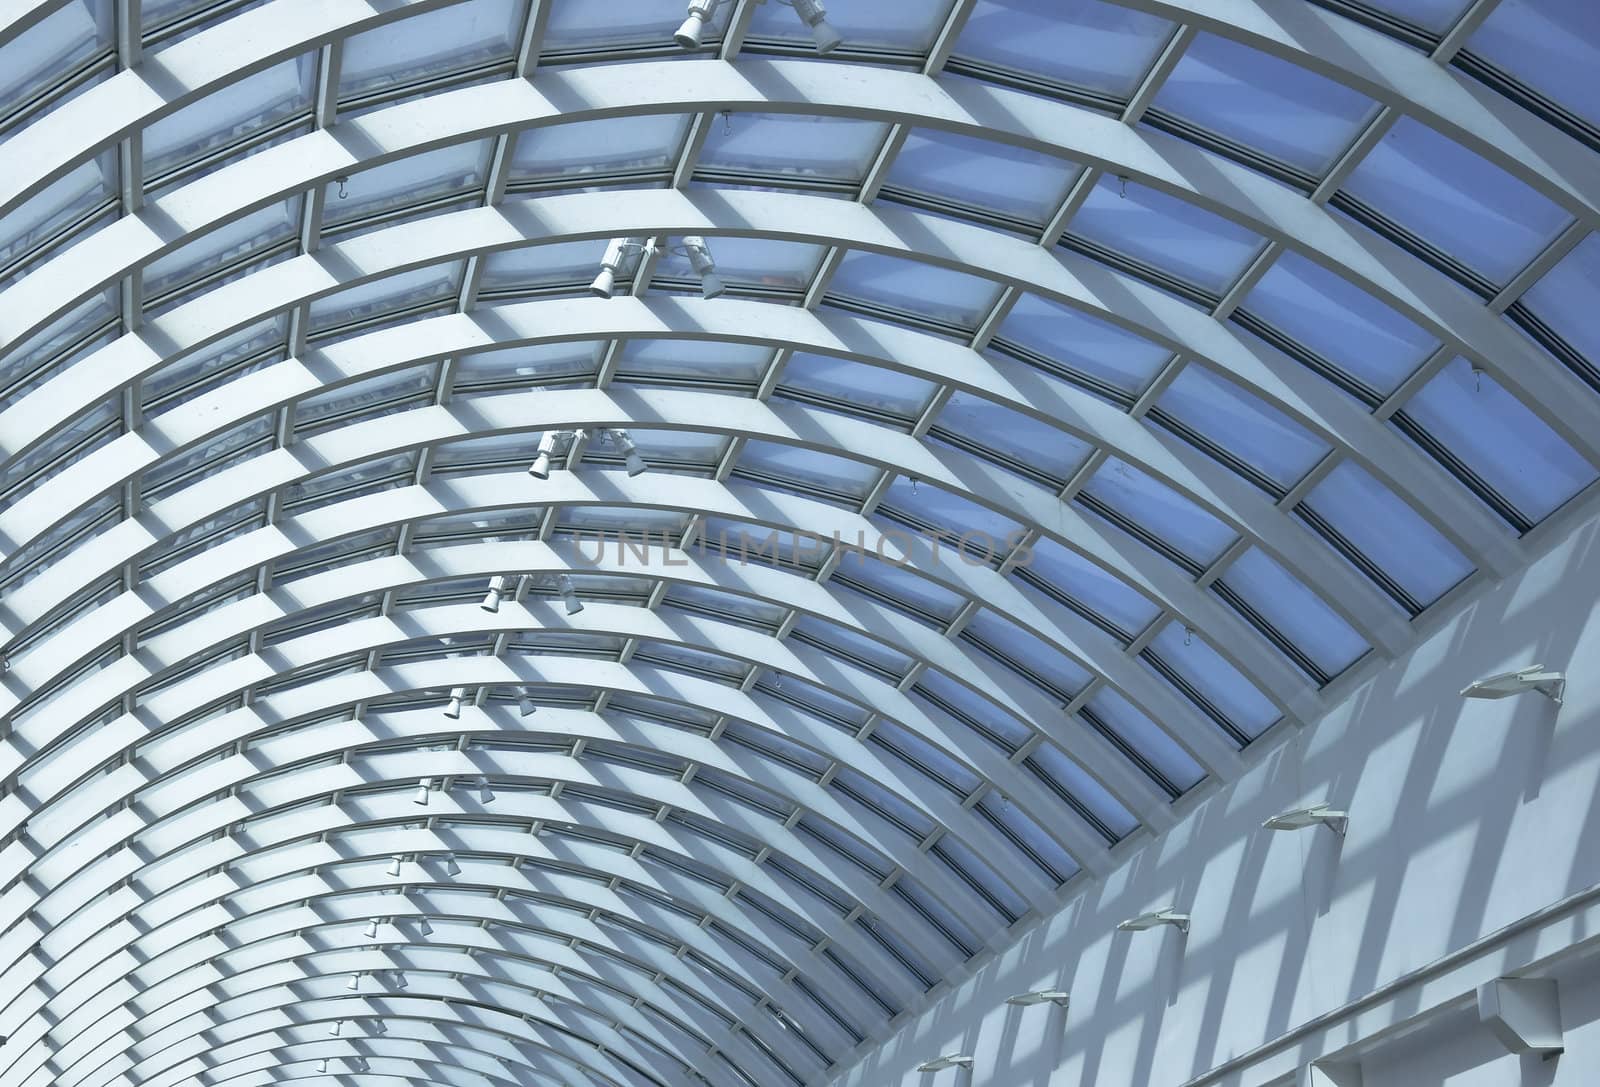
[1461,665,1565,705]
[413,777,433,806]
[386,854,403,878]
[610,428,647,476]
[918,1055,974,1072]
[1263,803,1349,836]
[443,688,465,720]
[317,1059,328,1073]
[792,0,841,52]
[675,0,720,47]
[418,916,434,936]
[557,573,583,615]
[529,430,561,479]
[1006,990,1070,1007]
[391,969,409,989]
[372,1019,388,1035]
[681,235,725,299]
[346,973,360,990]
[363,918,380,938]
[1118,908,1190,934]
[477,775,495,804]
[442,852,462,876]
[480,574,508,613]
[591,236,646,297]
[329,1020,343,1037]
[518,692,538,717]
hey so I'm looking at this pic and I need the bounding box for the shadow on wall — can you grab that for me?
[839,515,1600,1087]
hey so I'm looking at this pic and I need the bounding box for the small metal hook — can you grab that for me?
[1117,175,1128,199]
[719,110,733,135]
[1184,627,1194,647]
[335,176,348,199]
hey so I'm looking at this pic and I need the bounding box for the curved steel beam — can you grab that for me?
[1,63,1591,462]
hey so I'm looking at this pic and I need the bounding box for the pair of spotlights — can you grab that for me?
[675,0,841,53]
[529,428,645,478]
[590,236,724,299]
[439,684,542,718]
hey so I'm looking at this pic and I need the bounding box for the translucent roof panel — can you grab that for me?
[882,128,1082,227]
[1154,365,1332,495]
[697,113,891,186]
[0,0,112,133]
[339,0,528,101]
[991,293,1172,401]
[510,114,691,187]
[951,0,1177,100]
[1464,0,1600,129]
[826,251,1003,335]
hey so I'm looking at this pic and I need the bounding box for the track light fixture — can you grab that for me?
[675,0,720,47]
[518,691,538,717]
[606,428,648,476]
[556,573,583,615]
[443,688,465,720]
[918,1054,974,1072]
[788,0,842,52]
[442,852,462,876]
[413,777,433,806]
[317,1059,328,1073]
[346,972,361,990]
[1461,665,1565,705]
[363,918,380,939]
[480,574,509,613]
[391,969,409,989]
[386,854,403,878]
[1006,989,1070,1007]
[529,428,572,479]
[1263,803,1349,836]
[680,235,725,298]
[329,1020,343,1037]
[418,916,434,936]
[476,775,495,804]
[1118,908,1190,934]
[591,237,650,298]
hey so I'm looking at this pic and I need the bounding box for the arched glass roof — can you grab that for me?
[0,1,1596,1086]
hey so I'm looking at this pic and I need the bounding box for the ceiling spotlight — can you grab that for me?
[391,969,408,989]
[480,574,508,613]
[791,0,841,52]
[443,689,465,720]
[442,852,462,876]
[317,1059,328,1073]
[418,916,434,937]
[918,1054,973,1072]
[1005,990,1070,1007]
[386,854,403,878]
[609,428,647,476]
[372,1019,388,1035]
[518,691,538,717]
[1118,908,1190,934]
[680,235,725,299]
[1461,665,1565,704]
[476,775,495,804]
[591,237,648,298]
[353,1057,369,1072]
[329,1020,343,1037]
[413,777,433,806]
[556,573,583,615]
[1263,803,1348,836]
[675,0,720,47]
[529,429,563,479]
[346,972,361,991]
[363,918,380,939]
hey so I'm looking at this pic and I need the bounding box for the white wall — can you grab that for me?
[825,502,1600,1087]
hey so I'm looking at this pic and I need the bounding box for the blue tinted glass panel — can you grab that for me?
[884,128,1080,224]
[454,341,597,387]
[1156,365,1331,493]
[0,152,116,287]
[656,236,824,293]
[1078,456,1237,567]
[876,478,1024,563]
[1151,33,1377,175]
[1467,0,1600,129]
[932,392,1093,484]
[837,560,965,626]
[1068,177,1264,295]
[1240,250,1437,397]
[143,55,314,180]
[699,114,890,184]
[325,141,491,229]
[777,354,936,421]
[308,262,461,331]
[1398,359,1596,524]
[0,0,110,114]
[1376,0,1475,33]
[994,293,1171,397]
[1083,686,1204,792]
[1143,620,1279,740]
[341,0,526,97]
[542,0,701,51]
[827,252,1001,332]
[1219,548,1368,679]
[736,441,880,500]
[1517,232,1600,368]
[954,0,1175,98]
[912,670,1032,752]
[615,339,770,384]
[478,239,606,292]
[962,610,1094,698]
[512,114,689,184]
[746,0,949,51]
[1026,740,1139,839]
[1300,459,1473,607]
[1340,118,1572,285]
[1014,536,1161,638]
[979,792,1077,882]
[145,195,300,302]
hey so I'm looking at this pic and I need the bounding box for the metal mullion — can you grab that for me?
[516,0,553,75]
[923,0,979,75]
[717,0,760,60]
[1432,0,1503,63]
[857,126,909,205]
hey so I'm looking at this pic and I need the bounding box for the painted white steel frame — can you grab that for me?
[1,3,1594,1087]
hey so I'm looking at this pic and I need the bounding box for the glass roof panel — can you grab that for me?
[1149,32,1379,176]
[339,0,528,100]
[698,113,890,185]
[1077,456,1238,569]
[1237,250,1438,399]
[1396,359,1597,525]
[836,560,966,627]
[962,610,1094,701]
[992,293,1172,399]
[883,128,1082,226]
[1339,117,1573,286]
[826,251,1003,333]
[144,194,301,304]
[1082,686,1204,794]
[775,354,938,423]
[1155,365,1332,494]
[1218,548,1369,681]
[1298,459,1474,609]
[541,0,707,52]
[654,236,825,294]
[478,239,608,293]
[142,54,315,183]
[1025,740,1138,841]
[952,0,1176,99]
[735,441,881,502]
[324,140,493,233]
[1066,177,1265,296]
[0,151,117,289]
[0,0,111,125]
[930,392,1094,485]
[454,341,598,389]
[1012,536,1162,640]
[1142,620,1279,741]
[746,0,950,52]
[1516,232,1600,369]
[1465,0,1600,130]
[1373,0,1477,34]
[875,477,1026,557]
[614,339,772,385]
[307,262,463,332]
[511,114,690,186]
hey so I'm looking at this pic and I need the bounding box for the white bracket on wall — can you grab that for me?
[1460,665,1566,705]
[1478,976,1563,1056]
